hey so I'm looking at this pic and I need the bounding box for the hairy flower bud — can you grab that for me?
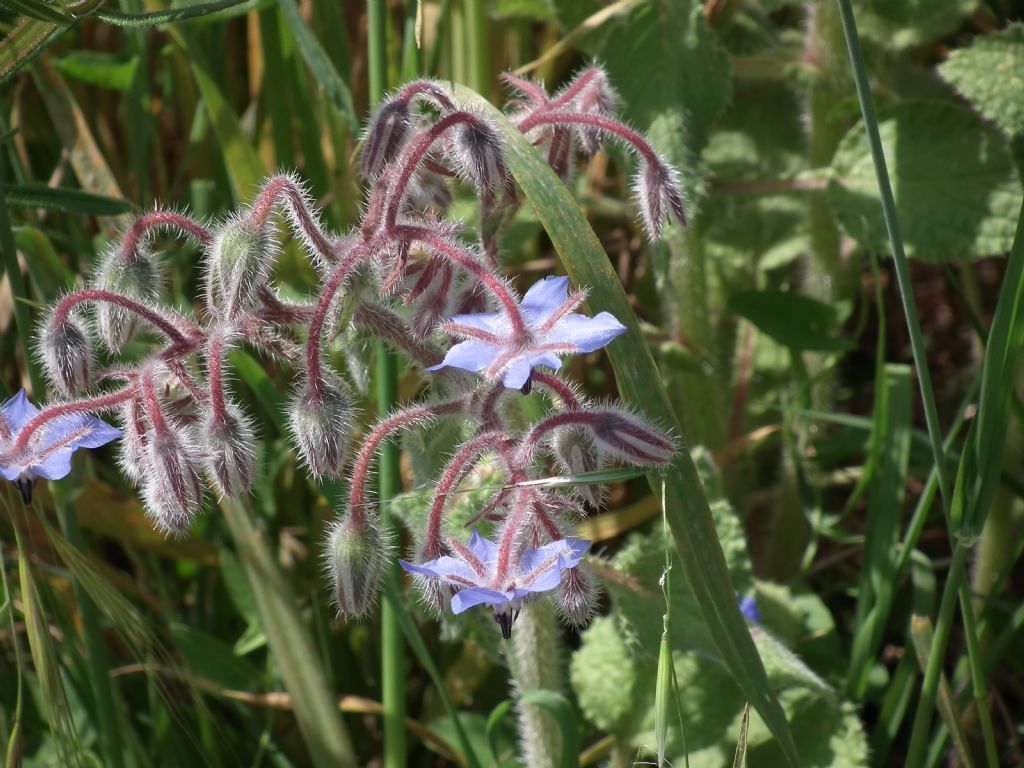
[94,247,162,352]
[635,158,687,240]
[40,309,93,396]
[572,69,618,156]
[288,376,355,479]
[325,512,387,618]
[555,563,598,629]
[447,117,508,202]
[206,217,274,317]
[201,403,256,499]
[551,426,607,507]
[361,98,411,179]
[142,426,204,535]
[587,407,676,467]
[117,398,148,486]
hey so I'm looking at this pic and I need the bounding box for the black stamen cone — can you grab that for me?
[495,611,514,640]
[15,478,33,505]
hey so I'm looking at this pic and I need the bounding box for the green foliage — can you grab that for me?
[728,289,851,352]
[856,0,978,49]
[939,24,1024,137]
[829,101,1024,262]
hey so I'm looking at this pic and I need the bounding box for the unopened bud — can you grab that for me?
[588,408,676,467]
[635,159,687,240]
[447,117,508,202]
[325,512,387,618]
[573,69,618,156]
[556,564,598,629]
[551,426,607,507]
[361,99,411,178]
[201,403,256,499]
[41,310,92,395]
[288,376,356,479]
[547,127,575,182]
[94,246,162,352]
[117,398,148,486]
[206,218,274,317]
[142,427,204,535]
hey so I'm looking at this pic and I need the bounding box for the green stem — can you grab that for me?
[367,3,406,764]
[957,586,1000,767]
[463,0,488,95]
[905,544,967,766]
[834,0,951,513]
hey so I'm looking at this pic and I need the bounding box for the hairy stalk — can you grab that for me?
[504,599,563,768]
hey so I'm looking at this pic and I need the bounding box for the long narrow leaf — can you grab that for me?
[221,500,357,768]
[452,84,802,767]
[3,184,131,216]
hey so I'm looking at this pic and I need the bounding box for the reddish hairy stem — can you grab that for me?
[120,211,212,260]
[9,386,137,455]
[248,176,336,264]
[305,245,368,396]
[353,303,442,367]
[394,225,527,338]
[384,112,494,233]
[495,488,535,582]
[530,371,581,410]
[514,410,603,466]
[53,289,198,346]
[517,111,661,167]
[548,68,604,109]
[349,400,463,525]
[424,430,508,553]
[395,80,457,112]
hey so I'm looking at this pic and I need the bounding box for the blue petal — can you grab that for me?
[400,555,481,585]
[451,587,512,614]
[501,358,534,389]
[33,449,75,481]
[446,312,506,335]
[526,351,563,372]
[547,312,626,353]
[520,276,570,317]
[427,339,501,374]
[0,465,22,482]
[69,415,122,450]
[1,390,39,433]
[467,529,499,566]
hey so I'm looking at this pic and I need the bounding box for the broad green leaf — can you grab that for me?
[53,51,139,92]
[829,101,1023,262]
[856,0,978,49]
[453,84,801,766]
[728,289,852,352]
[221,500,357,768]
[571,617,642,734]
[576,0,731,196]
[939,24,1024,136]
[277,0,359,134]
[3,184,132,215]
[169,624,262,691]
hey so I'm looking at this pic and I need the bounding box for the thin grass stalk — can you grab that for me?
[831,3,1000,763]
[367,2,407,765]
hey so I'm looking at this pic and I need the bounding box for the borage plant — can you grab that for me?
[0,68,682,644]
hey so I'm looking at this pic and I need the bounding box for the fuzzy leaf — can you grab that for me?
[829,101,1023,262]
[856,0,978,49]
[728,289,852,352]
[939,24,1024,136]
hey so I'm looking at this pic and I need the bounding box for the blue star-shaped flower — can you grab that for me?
[0,390,121,504]
[428,276,626,391]
[400,529,590,638]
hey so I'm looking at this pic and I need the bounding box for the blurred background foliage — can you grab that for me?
[1,0,1024,766]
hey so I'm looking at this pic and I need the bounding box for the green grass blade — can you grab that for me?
[176,38,264,203]
[453,84,802,767]
[221,499,357,768]
[94,0,259,27]
[0,18,65,88]
[2,184,132,215]
[277,0,359,134]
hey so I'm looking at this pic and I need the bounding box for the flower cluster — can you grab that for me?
[1,67,684,636]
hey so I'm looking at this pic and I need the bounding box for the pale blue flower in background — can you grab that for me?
[0,390,121,504]
[400,528,590,638]
[429,276,626,391]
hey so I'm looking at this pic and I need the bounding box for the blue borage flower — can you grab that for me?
[428,276,626,392]
[738,592,761,624]
[400,529,590,638]
[0,390,121,503]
